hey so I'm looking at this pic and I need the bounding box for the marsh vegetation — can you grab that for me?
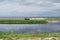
[0,33,60,40]
[0,20,48,24]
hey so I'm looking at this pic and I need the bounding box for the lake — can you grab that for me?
[0,22,60,33]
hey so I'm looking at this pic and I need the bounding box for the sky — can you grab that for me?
[0,0,60,17]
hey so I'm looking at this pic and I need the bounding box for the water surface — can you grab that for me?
[0,23,60,33]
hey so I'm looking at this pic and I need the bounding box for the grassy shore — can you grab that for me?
[0,33,60,40]
[0,20,48,24]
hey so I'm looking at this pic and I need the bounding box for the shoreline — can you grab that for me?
[0,33,60,40]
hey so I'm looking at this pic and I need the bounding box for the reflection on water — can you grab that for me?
[0,23,60,33]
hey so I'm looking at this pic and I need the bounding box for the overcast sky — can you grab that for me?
[0,0,60,17]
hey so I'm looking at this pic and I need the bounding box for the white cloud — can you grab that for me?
[53,3,60,9]
[0,0,60,17]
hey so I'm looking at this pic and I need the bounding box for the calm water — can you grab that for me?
[0,23,60,33]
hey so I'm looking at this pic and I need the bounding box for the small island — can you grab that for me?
[0,17,59,24]
[0,20,48,24]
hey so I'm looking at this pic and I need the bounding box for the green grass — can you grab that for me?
[0,33,60,40]
[0,20,48,24]
[0,33,60,38]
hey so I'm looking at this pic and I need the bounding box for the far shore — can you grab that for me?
[0,20,48,24]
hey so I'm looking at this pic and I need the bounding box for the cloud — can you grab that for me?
[0,0,60,17]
